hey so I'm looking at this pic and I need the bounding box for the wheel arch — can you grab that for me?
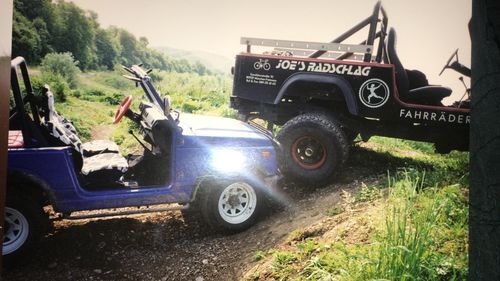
[190,169,270,202]
[7,170,57,208]
[273,73,359,116]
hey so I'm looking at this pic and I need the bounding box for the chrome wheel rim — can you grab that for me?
[3,207,29,255]
[218,182,257,224]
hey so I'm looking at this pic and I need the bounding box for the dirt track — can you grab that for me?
[3,146,408,281]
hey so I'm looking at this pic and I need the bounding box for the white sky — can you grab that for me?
[70,0,471,103]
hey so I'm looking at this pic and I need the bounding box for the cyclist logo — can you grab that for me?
[358,78,389,108]
[254,59,271,71]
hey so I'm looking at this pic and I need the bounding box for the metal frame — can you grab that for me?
[241,1,388,63]
[241,37,373,55]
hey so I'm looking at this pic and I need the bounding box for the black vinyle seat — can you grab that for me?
[41,87,128,183]
[386,28,451,106]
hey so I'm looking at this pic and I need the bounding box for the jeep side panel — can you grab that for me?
[233,54,469,123]
[7,147,190,213]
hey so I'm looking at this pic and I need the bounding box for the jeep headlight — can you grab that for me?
[210,149,247,172]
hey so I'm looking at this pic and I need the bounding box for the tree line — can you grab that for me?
[12,0,211,75]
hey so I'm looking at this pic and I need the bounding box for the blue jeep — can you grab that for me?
[4,57,280,263]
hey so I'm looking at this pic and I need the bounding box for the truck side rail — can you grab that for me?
[241,1,388,63]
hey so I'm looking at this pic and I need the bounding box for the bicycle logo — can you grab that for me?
[253,59,271,71]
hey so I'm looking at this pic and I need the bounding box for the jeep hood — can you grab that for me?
[179,114,272,147]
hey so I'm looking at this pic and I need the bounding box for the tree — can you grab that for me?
[118,29,140,65]
[32,17,53,56]
[13,0,51,21]
[52,1,96,70]
[11,10,42,62]
[95,29,119,70]
[469,0,500,280]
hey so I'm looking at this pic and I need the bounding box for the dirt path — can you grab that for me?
[3,146,392,281]
[91,124,115,140]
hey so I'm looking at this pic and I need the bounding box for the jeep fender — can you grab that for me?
[273,73,359,116]
[7,170,57,208]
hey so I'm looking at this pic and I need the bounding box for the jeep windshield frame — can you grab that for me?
[123,64,165,113]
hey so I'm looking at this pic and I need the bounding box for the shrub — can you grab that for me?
[181,99,202,113]
[102,93,122,105]
[38,73,70,102]
[40,52,80,88]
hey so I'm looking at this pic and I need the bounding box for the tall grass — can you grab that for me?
[250,169,468,281]
[375,172,440,280]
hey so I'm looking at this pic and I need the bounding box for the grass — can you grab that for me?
[247,138,468,281]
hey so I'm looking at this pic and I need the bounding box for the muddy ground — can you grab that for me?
[3,146,421,281]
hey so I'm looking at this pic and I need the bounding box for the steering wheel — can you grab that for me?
[113,95,133,124]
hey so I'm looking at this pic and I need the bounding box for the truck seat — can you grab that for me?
[386,28,451,106]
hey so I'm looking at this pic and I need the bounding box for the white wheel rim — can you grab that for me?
[218,182,257,224]
[3,207,29,255]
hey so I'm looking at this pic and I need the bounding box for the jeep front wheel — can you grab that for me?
[277,113,348,187]
[200,180,261,232]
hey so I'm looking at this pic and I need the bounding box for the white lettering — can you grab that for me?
[276,60,371,76]
[400,109,406,117]
[361,67,371,76]
[438,112,446,122]
[336,64,344,74]
[400,109,470,125]
[298,61,306,71]
[276,60,283,69]
[346,65,354,75]
[307,62,316,72]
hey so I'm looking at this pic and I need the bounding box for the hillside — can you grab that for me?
[5,67,468,280]
[155,46,234,74]
[243,138,468,280]
[4,132,468,280]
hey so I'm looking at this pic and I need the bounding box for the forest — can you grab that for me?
[12,0,211,75]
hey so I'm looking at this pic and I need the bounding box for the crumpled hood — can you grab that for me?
[178,114,272,147]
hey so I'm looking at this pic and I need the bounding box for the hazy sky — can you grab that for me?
[70,0,471,103]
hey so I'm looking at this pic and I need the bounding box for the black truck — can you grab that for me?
[230,2,470,186]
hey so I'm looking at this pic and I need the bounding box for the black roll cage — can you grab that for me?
[9,57,46,147]
[309,1,388,63]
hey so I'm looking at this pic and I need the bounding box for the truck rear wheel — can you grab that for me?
[277,113,348,187]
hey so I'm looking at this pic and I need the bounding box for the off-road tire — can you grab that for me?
[343,128,359,144]
[277,112,348,187]
[3,192,49,266]
[199,179,262,233]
